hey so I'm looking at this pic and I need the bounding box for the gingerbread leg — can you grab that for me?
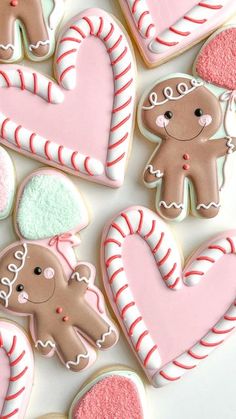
[158,173,186,220]
[55,327,90,372]
[0,14,15,61]
[191,169,220,218]
[19,2,50,58]
[76,302,117,350]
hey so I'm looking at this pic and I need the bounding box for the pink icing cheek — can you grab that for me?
[18,291,29,304]
[198,114,213,127]
[44,267,55,279]
[156,115,169,128]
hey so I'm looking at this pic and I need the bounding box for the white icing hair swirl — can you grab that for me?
[143,78,204,110]
[0,243,28,308]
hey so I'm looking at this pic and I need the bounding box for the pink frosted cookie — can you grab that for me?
[0,0,64,63]
[119,0,235,67]
[69,369,146,419]
[194,25,236,138]
[0,169,119,372]
[0,146,15,220]
[0,319,34,418]
[0,8,136,187]
[102,206,236,387]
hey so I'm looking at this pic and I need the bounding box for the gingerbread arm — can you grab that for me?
[33,318,56,356]
[209,137,236,158]
[68,264,92,294]
[144,150,165,186]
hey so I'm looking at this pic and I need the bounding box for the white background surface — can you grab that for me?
[2,0,236,418]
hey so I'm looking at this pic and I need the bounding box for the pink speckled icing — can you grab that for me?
[196,28,236,90]
[73,376,143,419]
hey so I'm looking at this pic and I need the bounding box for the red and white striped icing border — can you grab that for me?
[102,206,236,387]
[125,0,231,54]
[0,68,104,178]
[55,13,136,182]
[0,320,34,418]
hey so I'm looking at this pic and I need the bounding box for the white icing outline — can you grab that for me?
[0,243,28,307]
[66,351,89,369]
[142,78,203,110]
[96,326,113,348]
[29,40,50,51]
[49,0,64,30]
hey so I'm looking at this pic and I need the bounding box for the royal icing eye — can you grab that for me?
[34,267,42,275]
[16,284,24,292]
[164,111,173,120]
[194,108,203,117]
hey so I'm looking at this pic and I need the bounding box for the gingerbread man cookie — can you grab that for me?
[138,74,236,221]
[0,242,118,372]
[0,0,64,63]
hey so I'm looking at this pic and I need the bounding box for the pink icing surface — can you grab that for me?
[122,235,236,366]
[0,349,10,412]
[73,376,143,419]
[196,27,236,90]
[0,9,119,186]
[119,0,235,65]
[0,148,12,212]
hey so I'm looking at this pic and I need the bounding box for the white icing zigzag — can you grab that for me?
[196,202,221,210]
[66,351,89,369]
[35,340,56,349]
[143,79,203,110]
[147,164,163,178]
[159,201,184,210]
[226,136,235,154]
[96,326,113,348]
[0,44,15,51]
[71,271,89,285]
[29,40,50,51]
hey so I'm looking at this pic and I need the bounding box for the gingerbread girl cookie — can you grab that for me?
[138,75,236,221]
[0,0,64,63]
[0,242,118,372]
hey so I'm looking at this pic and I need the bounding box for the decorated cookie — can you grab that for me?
[119,0,235,67]
[0,8,136,188]
[138,73,236,221]
[0,0,64,63]
[194,25,236,139]
[0,146,15,220]
[0,169,118,372]
[102,206,236,387]
[0,319,34,418]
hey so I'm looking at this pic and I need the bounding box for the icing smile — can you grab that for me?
[23,278,56,304]
[164,124,206,141]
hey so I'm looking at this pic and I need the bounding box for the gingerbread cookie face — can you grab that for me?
[0,0,64,63]
[102,206,236,387]
[119,0,236,67]
[138,73,236,221]
[0,242,118,372]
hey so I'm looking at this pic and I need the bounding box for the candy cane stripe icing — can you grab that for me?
[149,0,229,54]
[184,236,236,286]
[56,13,136,182]
[152,233,236,387]
[0,321,34,418]
[127,0,156,38]
[103,207,182,372]
[0,68,104,177]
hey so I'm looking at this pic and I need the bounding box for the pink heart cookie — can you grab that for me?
[102,206,236,387]
[0,320,34,418]
[119,0,235,67]
[0,8,136,187]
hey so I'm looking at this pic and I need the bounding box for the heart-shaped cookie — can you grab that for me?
[102,206,236,387]
[119,0,235,67]
[0,8,136,187]
[0,319,34,418]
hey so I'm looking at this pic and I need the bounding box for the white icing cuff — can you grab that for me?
[71,271,89,284]
[96,326,113,348]
[0,44,15,51]
[147,164,163,178]
[226,136,235,154]
[29,40,50,51]
[159,201,184,210]
[35,340,56,349]
[196,202,221,210]
[66,351,89,369]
